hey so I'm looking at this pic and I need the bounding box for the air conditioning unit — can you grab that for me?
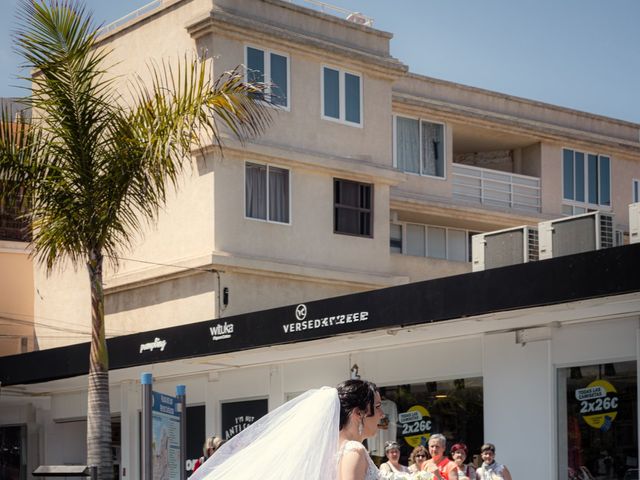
[630,202,640,244]
[538,211,614,260]
[472,225,539,272]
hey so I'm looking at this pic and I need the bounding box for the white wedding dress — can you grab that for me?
[337,440,380,480]
[190,387,356,480]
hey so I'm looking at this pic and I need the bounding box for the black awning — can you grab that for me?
[1,243,639,386]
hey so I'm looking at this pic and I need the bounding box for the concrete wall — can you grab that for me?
[0,242,34,355]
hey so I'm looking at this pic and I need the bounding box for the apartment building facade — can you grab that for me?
[1,1,640,479]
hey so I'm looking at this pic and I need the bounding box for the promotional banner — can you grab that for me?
[575,379,619,431]
[152,392,181,480]
[399,405,432,447]
[221,399,268,440]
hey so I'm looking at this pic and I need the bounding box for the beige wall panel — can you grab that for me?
[213,156,391,272]
[106,272,216,333]
[539,143,564,217]
[0,247,34,355]
[521,142,542,177]
[610,153,640,227]
[213,0,391,56]
[216,270,367,317]
[199,33,393,165]
[34,259,92,350]
[106,164,215,276]
[100,0,211,88]
[389,254,470,283]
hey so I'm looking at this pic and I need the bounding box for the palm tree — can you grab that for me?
[0,1,272,478]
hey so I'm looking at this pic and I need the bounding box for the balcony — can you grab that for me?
[452,163,541,213]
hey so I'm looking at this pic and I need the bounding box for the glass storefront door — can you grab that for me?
[0,425,26,480]
[558,361,638,480]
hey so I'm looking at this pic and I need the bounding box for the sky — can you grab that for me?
[1,0,639,123]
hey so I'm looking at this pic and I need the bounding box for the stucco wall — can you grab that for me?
[0,244,34,355]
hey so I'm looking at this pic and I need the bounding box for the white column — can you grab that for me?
[205,372,220,437]
[119,380,139,478]
[483,331,553,480]
[268,365,284,411]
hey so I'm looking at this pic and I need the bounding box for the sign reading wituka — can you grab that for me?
[576,379,619,431]
[152,392,181,480]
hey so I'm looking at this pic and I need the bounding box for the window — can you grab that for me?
[394,116,445,178]
[322,67,361,125]
[633,179,639,203]
[562,148,611,215]
[367,378,483,460]
[390,222,471,262]
[390,224,402,253]
[334,179,372,237]
[245,162,290,223]
[557,361,636,480]
[0,181,30,242]
[246,46,289,108]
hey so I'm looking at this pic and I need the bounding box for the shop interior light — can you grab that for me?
[435,394,448,399]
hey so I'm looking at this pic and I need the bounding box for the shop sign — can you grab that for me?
[139,337,167,354]
[575,379,619,431]
[282,303,369,334]
[399,405,432,447]
[210,322,234,341]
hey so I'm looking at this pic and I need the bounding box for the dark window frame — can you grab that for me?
[333,178,373,238]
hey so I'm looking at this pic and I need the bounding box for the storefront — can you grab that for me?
[1,244,639,480]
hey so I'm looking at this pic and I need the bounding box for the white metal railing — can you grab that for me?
[99,0,163,36]
[285,0,374,26]
[452,163,541,213]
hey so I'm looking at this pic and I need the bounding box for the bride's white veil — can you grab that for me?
[189,386,340,480]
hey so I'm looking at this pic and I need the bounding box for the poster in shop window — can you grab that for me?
[398,405,432,447]
[575,379,619,431]
[152,391,181,480]
[221,399,268,440]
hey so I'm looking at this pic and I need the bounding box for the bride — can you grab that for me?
[189,379,384,480]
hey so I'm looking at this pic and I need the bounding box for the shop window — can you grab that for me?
[562,148,611,215]
[557,361,637,480]
[0,425,26,480]
[368,378,483,464]
[334,179,372,237]
[0,181,30,242]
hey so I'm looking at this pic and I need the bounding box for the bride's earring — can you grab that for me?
[358,415,364,435]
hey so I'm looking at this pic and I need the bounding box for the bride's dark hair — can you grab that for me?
[337,379,378,429]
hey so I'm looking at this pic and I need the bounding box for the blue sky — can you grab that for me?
[2,0,639,123]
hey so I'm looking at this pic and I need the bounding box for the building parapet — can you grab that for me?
[398,73,640,138]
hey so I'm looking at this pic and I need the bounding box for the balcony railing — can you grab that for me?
[452,163,541,213]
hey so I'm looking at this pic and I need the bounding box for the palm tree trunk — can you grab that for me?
[86,249,113,479]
